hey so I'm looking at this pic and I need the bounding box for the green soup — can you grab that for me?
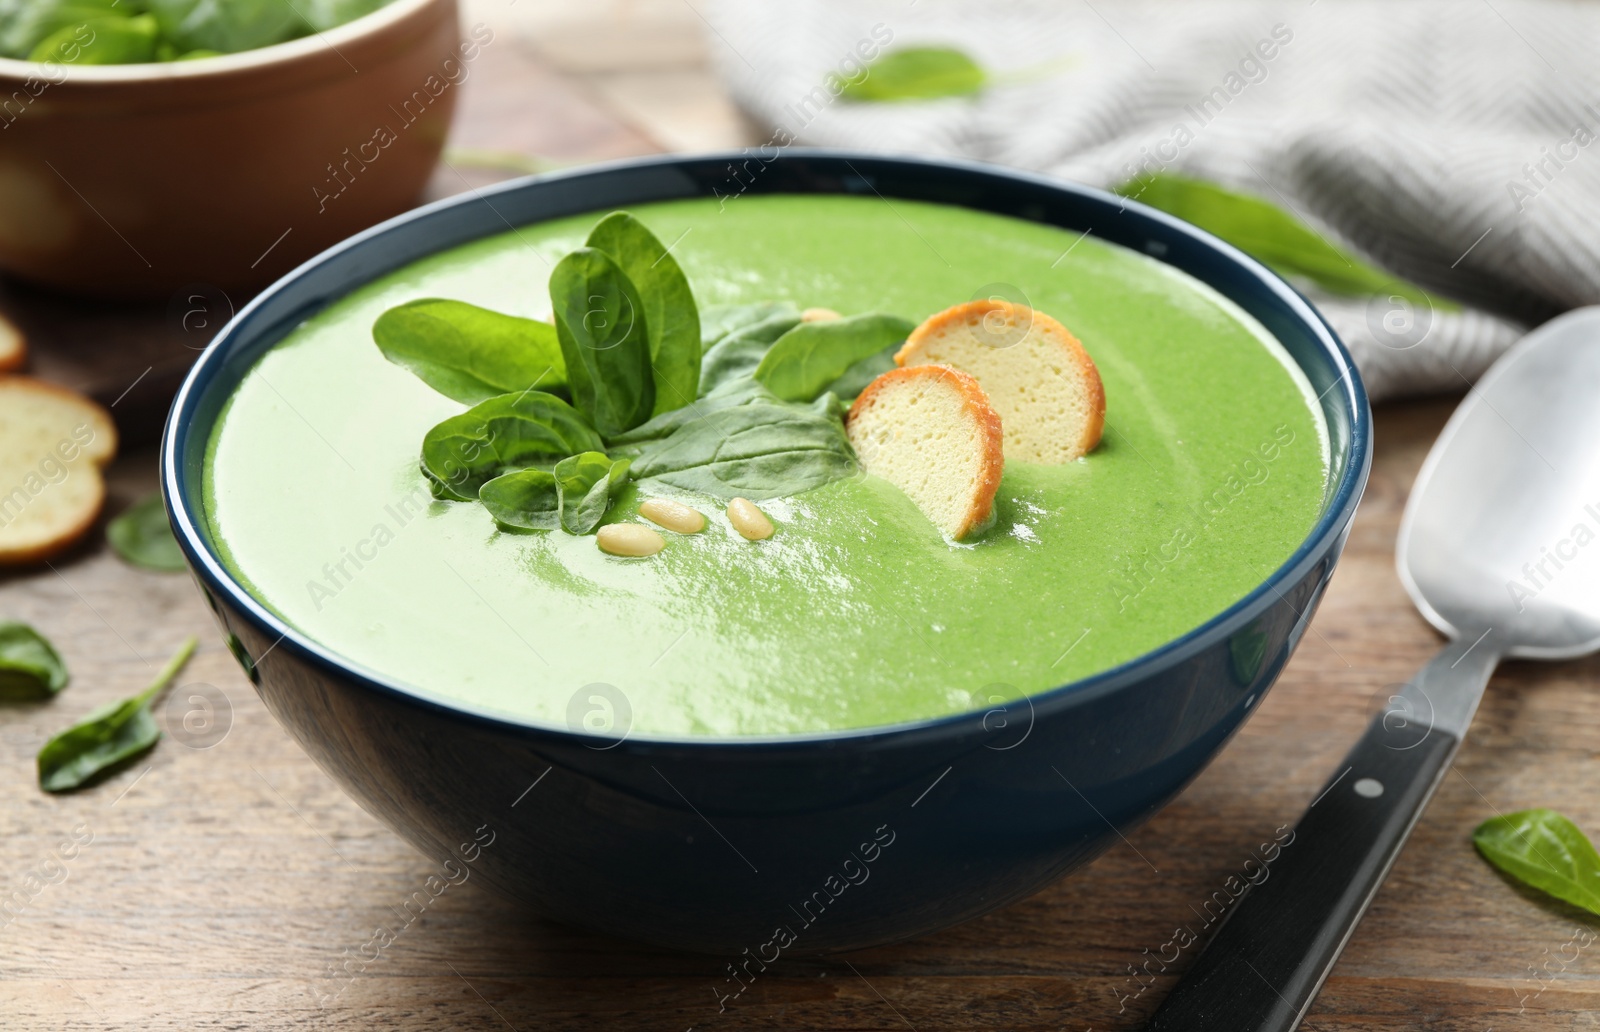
[204,195,1328,737]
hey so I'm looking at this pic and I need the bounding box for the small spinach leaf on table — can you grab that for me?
[628,394,857,501]
[374,298,566,404]
[421,391,603,501]
[586,213,701,415]
[37,635,197,793]
[108,492,186,572]
[0,623,68,701]
[1474,809,1600,917]
[550,248,656,437]
[755,313,914,402]
[841,47,987,102]
[554,452,632,534]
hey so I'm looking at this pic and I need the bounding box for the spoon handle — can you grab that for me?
[1145,637,1499,1031]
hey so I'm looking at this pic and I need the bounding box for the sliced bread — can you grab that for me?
[896,300,1104,464]
[846,364,1004,540]
[0,313,24,373]
[0,377,118,565]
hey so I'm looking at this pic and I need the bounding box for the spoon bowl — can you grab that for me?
[1400,306,1600,659]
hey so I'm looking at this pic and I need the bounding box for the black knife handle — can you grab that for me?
[1145,709,1460,1030]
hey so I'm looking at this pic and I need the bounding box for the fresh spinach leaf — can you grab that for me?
[479,453,631,534]
[145,0,303,54]
[37,635,197,793]
[1474,809,1600,916]
[550,247,656,437]
[107,492,186,572]
[841,46,987,102]
[586,213,701,415]
[701,302,799,346]
[699,311,803,394]
[608,377,775,450]
[0,0,120,58]
[755,313,914,402]
[374,298,566,405]
[1114,173,1455,308]
[32,13,160,63]
[628,393,857,500]
[298,0,389,31]
[823,347,897,403]
[0,623,68,702]
[420,391,603,501]
[554,452,631,534]
[479,469,561,531]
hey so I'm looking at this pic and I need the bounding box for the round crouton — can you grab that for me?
[0,377,118,565]
[846,364,1004,541]
[897,300,1104,464]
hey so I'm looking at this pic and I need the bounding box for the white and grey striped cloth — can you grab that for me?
[702,0,1600,400]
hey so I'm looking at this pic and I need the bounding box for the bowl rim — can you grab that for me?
[161,149,1372,753]
[0,0,440,81]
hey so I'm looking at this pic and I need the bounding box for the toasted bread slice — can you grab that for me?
[0,313,24,373]
[846,365,1004,540]
[0,377,118,565]
[897,301,1104,464]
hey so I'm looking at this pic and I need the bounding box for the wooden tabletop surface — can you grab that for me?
[3,4,1596,1029]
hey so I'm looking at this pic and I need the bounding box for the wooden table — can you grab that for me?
[3,7,1596,1029]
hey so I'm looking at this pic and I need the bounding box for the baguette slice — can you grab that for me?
[0,377,118,565]
[896,300,1104,464]
[846,365,1004,540]
[0,313,24,373]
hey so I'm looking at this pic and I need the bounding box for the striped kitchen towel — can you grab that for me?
[702,0,1600,400]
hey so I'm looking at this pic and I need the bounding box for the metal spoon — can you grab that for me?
[1148,307,1600,1031]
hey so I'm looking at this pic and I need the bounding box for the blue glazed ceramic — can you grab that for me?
[162,151,1370,955]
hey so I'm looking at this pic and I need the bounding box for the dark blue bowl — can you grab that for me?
[162,151,1370,955]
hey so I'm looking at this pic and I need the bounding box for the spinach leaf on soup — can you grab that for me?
[0,623,69,701]
[841,47,987,102]
[554,452,631,534]
[374,298,567,405]
[37,636,197,793]
[609,377,775,450]
[108,492,186,572]
[479,453,631,534]
[550,248,656,437]
[700,302,800,346]
[145,0,303,53]
[421,391,603,501]
[755,313,914,402]
[479,470,562,531]
[823,348,898,403]
[1474,809,1600,917]
[627,393,857,501]
[586,213,701,415]
[699,309,804,395]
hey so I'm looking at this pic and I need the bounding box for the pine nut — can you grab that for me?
[801,307,841,323]
[597,524,665,556]
[639,498,706,534]
[726,498,774,540]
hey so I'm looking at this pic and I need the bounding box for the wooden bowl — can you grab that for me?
[0,0,462,299]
